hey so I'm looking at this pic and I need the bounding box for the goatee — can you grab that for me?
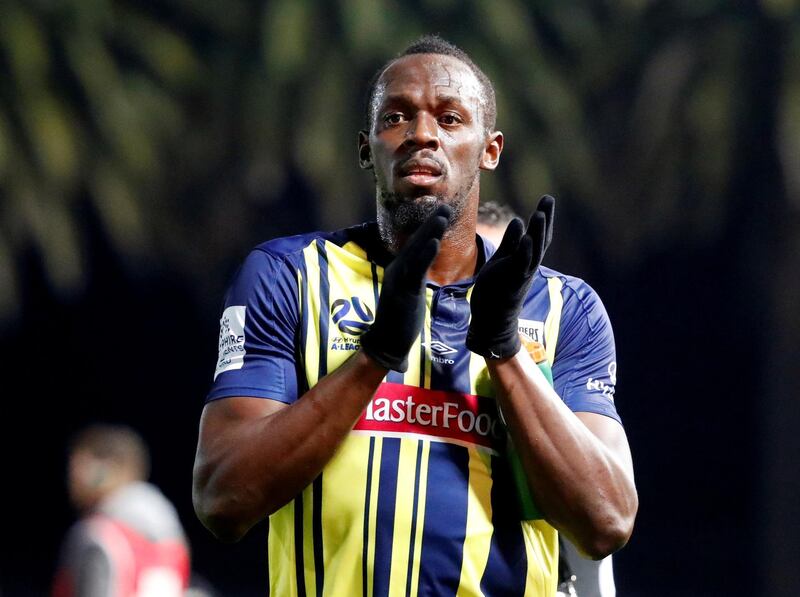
[376,176,476,253]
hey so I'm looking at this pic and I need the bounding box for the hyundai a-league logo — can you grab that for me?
[331,297,374,336]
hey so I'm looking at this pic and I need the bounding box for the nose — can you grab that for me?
[403,112,440,150]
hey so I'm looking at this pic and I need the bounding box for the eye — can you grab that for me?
[439,112,463,126]
[383,112,406,125]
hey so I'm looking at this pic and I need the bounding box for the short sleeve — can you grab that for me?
[551,280,621,423]
[207,249,300,404]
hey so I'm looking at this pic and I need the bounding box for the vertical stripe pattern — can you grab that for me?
[417,442,470,596]
[362,437,376,596]
[373,438,401,597]
[267,238,562,596]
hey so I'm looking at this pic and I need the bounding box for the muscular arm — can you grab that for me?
[193,350,386,542]
[488,349,637,560]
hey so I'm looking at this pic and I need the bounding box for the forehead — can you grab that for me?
[374,53,482,108]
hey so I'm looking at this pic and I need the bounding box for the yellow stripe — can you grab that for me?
[338,240,381,280]
[466,286,493,398]
[544,277,564,366]
[407,440,430,597]
[387,440,421,594]
[320,435,373,597]
[325,240,377,375]
[268,502,298,596]
[423,287,433,389]
[521,519,559,597]
[456,447,495,597]
[302,243,322,388]
[366,438,384,597]
[405,328,423,388]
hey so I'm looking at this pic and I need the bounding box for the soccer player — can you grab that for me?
[53,424,190,597]
[478,201,619,597]
[193,35,637,595]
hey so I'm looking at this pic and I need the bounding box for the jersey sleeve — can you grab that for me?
[551,280,621,423]
[207,248,301,404]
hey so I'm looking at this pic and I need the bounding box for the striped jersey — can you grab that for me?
[208,223,621,597]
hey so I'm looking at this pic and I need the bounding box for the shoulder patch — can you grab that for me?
[215,306,247,380]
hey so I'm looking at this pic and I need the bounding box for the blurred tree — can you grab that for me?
[3,0,799,327]
[2,0,800,594]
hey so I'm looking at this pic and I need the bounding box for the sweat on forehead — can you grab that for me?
[365,51,497,133]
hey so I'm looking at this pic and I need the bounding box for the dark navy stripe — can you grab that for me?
[373,438,401,597]
[294,495,307,597]
[480,455,528,596]
[316,239,330,380]
[417,442,470,596]
[312,475,324,596]
[429,287,472,394]
[404,442,424,597]
[298,256,310,393]
[362,437,376,596]
[370,262,380,312]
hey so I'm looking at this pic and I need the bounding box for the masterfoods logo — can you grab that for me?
[354,383,503,453]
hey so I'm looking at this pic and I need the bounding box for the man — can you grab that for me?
[193,35,637,596]
[53,424,190,597]
[477,201,619,597]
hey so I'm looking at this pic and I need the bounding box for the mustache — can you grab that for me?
[395,152,446,177]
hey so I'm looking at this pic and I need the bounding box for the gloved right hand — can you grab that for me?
[360,205,451,371]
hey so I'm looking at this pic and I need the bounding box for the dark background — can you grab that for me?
[1,1,799,595]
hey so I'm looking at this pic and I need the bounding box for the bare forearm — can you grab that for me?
[488,350,637,558]
[193,350,386,541]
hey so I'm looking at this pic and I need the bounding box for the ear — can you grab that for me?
[480,130,503,171]
[358,130,373,169]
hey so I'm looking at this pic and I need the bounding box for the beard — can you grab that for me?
[376,172,478,252]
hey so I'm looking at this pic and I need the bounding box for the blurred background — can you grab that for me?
[1,0,799,595]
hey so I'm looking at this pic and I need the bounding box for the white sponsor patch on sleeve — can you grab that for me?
[517,318,545,343]
[215,306,247,380]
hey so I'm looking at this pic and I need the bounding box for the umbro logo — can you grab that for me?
[423,340,457,365]
[424,340,457,355]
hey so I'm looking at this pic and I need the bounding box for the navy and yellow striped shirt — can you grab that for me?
[208,223,621,596]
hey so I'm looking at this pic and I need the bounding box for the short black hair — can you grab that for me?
[70,423,151,480]
[477,201,518,228]
[364,34,497,134]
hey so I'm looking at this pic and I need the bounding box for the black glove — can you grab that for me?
[361,205,451,371]
[466,195,555,359]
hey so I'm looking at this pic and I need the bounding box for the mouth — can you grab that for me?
[397,158,443,187]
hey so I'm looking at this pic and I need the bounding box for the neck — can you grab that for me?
[427,213,479,285]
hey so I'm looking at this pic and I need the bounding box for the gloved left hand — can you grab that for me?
[466,195,555,359]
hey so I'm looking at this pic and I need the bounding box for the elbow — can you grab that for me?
[580,516,634,560]
[573,495,639,560]
[192,482,254,543]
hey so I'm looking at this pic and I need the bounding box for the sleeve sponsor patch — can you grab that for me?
[215,306,247,380]
[585,361,617,401]
[517,318,544,344]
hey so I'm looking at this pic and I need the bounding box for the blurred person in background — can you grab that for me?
[193,35,636,595]
[53,424,190,597]
[478,201,618,597]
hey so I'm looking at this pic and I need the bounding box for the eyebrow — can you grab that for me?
[378,93,473,110]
